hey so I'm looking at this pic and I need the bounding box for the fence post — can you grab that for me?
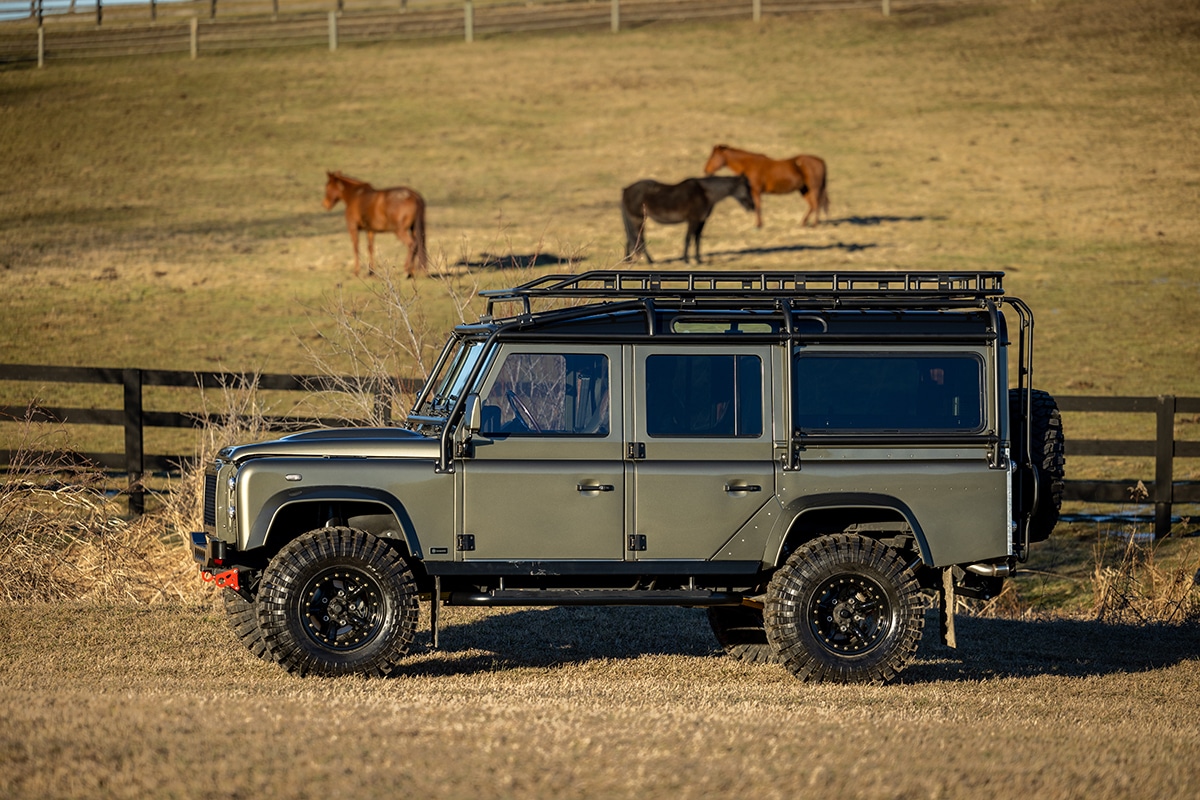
[464,0,473,43]
[122,369,145,516]
[37,26,44,67]
[190,16,198,59]
[882,0,890,15]
[753,0,760,23]
[611,0,618,33]
[1154,394,1175,536]
[328,10,337,50]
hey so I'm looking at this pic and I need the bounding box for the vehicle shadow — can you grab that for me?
[901,614,1200,683]
[394,605,1200,682]
[398,606,720,677]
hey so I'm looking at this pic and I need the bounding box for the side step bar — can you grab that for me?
[446,589,745,607]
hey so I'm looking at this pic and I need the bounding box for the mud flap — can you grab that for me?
[940,567,957,649]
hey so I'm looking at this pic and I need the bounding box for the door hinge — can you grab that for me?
[628,534,647,552]
[626,441,646,460]
[457,534,476,552]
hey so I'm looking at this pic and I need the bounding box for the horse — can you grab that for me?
[703,144,829,228]
[621,175,754,264]
[323,171,428,278]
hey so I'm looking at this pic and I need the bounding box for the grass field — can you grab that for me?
[2,2,1200,796]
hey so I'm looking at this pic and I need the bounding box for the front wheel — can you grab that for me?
[764,534,924,684]
[256,527,418,677]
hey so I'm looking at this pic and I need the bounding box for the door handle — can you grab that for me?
[724,483,762,493]
[577,483,615,493]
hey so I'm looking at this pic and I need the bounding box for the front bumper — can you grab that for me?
[191,532,245,592]
[190,531,228,571]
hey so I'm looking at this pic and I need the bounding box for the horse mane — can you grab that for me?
[329,171,369,187]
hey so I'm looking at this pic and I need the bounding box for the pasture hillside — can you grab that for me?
[0,0,1197,395]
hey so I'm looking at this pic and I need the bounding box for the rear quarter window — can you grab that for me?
[794,352,985,432]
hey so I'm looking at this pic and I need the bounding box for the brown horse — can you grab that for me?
[323,171,428,278]
[703,144,829,228]
[621,175,754,264]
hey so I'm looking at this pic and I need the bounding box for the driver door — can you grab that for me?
[459,344,625,561]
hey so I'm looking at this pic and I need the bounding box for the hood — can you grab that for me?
[219,427,440,462]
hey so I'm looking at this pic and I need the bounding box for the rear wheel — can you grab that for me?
[256,527,418,677]
[706,605,780,665]
[765,534,924,684]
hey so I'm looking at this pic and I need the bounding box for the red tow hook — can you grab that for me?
[201,568,241,591]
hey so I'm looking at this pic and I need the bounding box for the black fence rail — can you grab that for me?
[0,363,420,513]
[2,363,1198,532]
[0,0,959,65]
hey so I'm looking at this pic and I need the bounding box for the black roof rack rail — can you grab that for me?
[480,270,1004,316]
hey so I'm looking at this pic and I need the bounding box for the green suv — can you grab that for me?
[192,270,1065,684]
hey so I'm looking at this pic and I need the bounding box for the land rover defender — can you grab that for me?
[192,270,1064,684]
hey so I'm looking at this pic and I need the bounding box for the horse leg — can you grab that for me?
[752,187,764,228]
[683,219,704,264]
[366,230,377,276]
[348,225,362,277]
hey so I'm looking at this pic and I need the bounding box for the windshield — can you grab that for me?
[423,338,487,415]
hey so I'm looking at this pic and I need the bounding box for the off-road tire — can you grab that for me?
[222,589,270,662]
[1010,388,1066,542]
[764,534,925,684]
[256,527,418,677]
[706,605,781,665]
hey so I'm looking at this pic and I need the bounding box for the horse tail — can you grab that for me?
[798,156,830,221]
[412,195,428,276]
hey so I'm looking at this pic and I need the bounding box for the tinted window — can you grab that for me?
[481,353,609,436]
[794,353,983,432]
[646,354,762,437]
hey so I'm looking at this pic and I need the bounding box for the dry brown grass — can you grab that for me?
[0,408,199,604]
[2,1,1200,793]
[2,602,1199,799]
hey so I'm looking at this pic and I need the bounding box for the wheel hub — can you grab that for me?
[809,575,889,655]
[300,568,385,651]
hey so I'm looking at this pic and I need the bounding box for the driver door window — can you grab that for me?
[481,352,610,436]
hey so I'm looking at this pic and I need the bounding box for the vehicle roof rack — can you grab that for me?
[480,270,1005,317]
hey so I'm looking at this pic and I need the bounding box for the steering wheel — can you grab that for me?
[506,391,543,433]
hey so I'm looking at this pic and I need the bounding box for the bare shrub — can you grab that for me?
[1092,483,1200,624]
[1092,528,1200,625]
[0,405,200,604]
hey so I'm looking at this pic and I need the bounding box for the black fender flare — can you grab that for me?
[769,492,931,567]
[248,485,423,561]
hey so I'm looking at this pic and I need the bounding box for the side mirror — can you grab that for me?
[462,393,481,434]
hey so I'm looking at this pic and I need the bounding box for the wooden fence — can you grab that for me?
[3,363,1198,532]
[0,0,957,65]
[1057,395,1200,535]
[0,363,419,513]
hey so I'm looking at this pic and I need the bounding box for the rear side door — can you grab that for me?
[628,345,776,560]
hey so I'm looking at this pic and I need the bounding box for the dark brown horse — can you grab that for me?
[323,171,428,278]
[621,175,754,264]
[703,144,829,228]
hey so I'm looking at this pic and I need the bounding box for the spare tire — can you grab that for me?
[1009,388,1065,543]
